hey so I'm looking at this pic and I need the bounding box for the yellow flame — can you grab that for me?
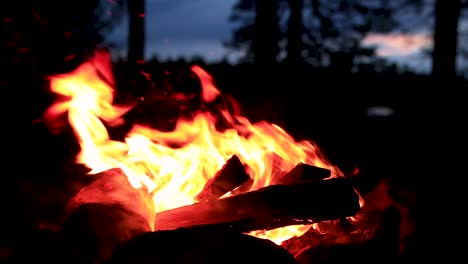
[44,51,344,244]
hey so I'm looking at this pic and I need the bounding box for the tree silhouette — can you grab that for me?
[127,0,145,64]
[460,1,468,76]
[226,0,281,65]
[432,0,462,78]
[390,0,467,77]
[226,0,427,69]
[254,0,281,65]
[286,0,304,65]
[28,0,126,73]
[227,0,460,70]
[0,0,128,125]
[368,0,467,77]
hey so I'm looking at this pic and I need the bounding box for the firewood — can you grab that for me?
[60,168,155,263]
[196,155,251,201]
[154,178,360,233]
[272,162,331,185]
[230,163,331,197]
[203,159,330,198]
[109,228,298,264]
[294,207,401,264]
[60,203,151,264]
[66,168,155,228]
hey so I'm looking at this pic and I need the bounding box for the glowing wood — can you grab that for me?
[154,178,360,233]
[196,155,251,201]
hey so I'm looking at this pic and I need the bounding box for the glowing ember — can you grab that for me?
[44,50,345,245]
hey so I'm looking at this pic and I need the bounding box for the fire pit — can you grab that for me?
[11,50,415,264]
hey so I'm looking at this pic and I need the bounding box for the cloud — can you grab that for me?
[362,33,433,57]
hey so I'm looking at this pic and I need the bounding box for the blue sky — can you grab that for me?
[106,0,436,71]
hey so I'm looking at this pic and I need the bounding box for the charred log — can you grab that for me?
[196,155,251,201]
[155,178,360,233]
[109,228,298,264]
[272,162,331,185]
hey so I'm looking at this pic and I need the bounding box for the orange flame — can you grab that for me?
[44,51,345,245]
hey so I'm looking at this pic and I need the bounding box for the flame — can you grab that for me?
[44,51,345,245]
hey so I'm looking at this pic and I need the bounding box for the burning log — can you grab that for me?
[294,207,401,264]
[109,228,299,264]
[66,168,155,227]
[61,168,154,263]
[230,162,332,197]
[199,160,331,199]
[196,155,251,201]
[154,178,360,233]
[61,203,151,264]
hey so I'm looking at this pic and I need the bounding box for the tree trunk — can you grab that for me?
[254,0,280,65]
[286,0,304,65]
[127,0,145,64]
[432,0,461,78]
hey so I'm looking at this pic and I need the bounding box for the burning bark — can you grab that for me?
[196,155,251,201]
[154,178,360,233]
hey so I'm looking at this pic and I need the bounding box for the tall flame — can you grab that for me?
[44,51,344,245]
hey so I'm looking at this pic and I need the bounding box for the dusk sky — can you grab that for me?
[106,0,436,71]
[108,0,241,62]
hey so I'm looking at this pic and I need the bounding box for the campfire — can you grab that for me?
[18,50,414,263]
